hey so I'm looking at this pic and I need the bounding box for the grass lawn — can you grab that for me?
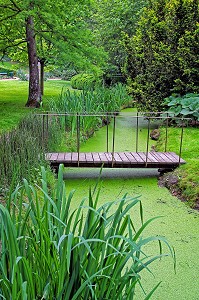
[157,126,199,206]
[0,80,71,132]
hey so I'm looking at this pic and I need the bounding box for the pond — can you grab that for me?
[64,109,199,299]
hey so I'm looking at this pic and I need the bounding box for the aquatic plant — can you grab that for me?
[0,113,63,190]
[0,165,175,299]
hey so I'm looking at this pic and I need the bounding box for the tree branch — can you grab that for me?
[9,0,21,12]
[0,4,18,11]
[0,11,21,22]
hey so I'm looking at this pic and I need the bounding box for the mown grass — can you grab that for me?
[157,126,199,207]
[0,80,71,132]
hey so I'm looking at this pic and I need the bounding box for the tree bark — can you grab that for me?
[25,15,41,107]
[40,58,45,96]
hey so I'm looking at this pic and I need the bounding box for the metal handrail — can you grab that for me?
[39,111,190,167]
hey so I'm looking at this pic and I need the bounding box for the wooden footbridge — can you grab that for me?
[40,112,187,173]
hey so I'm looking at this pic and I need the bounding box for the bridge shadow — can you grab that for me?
[63,168,159,179]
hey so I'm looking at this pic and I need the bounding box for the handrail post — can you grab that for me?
[145,118,150,167]
[46,112,49,148]
[65,112,67,131]
[106,112,109,152]
[76,113,80,167]
[112,113,116,167]
[165,112,169,152]
[179,119,184,165]
[42,114,45,149]
[136,112,139,152]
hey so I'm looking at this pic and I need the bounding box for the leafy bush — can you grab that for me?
[71,73,101,89]
[16,69,28,81]
[0,67,14,78]
[164,93,199,121]
[45,69,77,80]
[124,0,199,111]
[0,165,175,299]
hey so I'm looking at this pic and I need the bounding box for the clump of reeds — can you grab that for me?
[47,83,132,136]
[0,165,175,299]
[0,113,63,191]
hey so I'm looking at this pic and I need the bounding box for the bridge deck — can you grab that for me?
[46,151,186,170]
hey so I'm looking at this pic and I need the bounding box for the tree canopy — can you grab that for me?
[0,0,106,106]
[124,0,199,111]
[0,0,198,111]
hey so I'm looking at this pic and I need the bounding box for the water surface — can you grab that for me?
[64,110,199,299]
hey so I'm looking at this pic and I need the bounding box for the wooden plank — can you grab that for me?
[57,153,66,161]
[147,152,159,163]
[78,153,86,162]
[118,152,132,164]
[64,153,72,162]
[49,153,59,161]
[98,152,109,164]
[136,152,152,163]
[46,151,186,169]
[130,152,145,163]
[166,152,186,164]
[45,153,52,160]
[156,152,174,163]
[150,152,166,163]
[104,152,113,163]
[85,153,94,163]
[71,152,78,163]
[123,152,138,164]
[112,153,124,164]
[92,152,102,165]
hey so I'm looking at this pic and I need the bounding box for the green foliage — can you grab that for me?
[124,0,199,111]
[0,67,14,77]
[164,93,199,121]
[71,73,101,89]
[48,68,77,80]
[16,69,28,81]
[0,113,63,190]
[94,0,147,75]
[0,0,107,80]
[156,127,199,206]
[47,84,132,135]
[0,165,175,299]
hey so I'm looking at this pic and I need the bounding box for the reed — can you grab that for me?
[0,165,175,299]
[0,113,63,191]
[47,83,132,136]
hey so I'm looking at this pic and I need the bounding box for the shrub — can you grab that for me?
[164,93,199,121]
[0,165,175,299]
[16,69,28,81]
[71,73,100,89]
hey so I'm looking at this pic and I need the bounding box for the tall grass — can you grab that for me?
[47,83,132,136]
[0,165,175,299]
[0,113,63,191]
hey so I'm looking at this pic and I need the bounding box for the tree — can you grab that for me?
[93,0,147,79]
[124,0,199,111]
[0,0,107,107]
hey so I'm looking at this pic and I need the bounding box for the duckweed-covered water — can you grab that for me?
[64,109,199,300]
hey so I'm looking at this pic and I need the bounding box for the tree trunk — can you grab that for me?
[25,16,41,107]
[40,58,45,96]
